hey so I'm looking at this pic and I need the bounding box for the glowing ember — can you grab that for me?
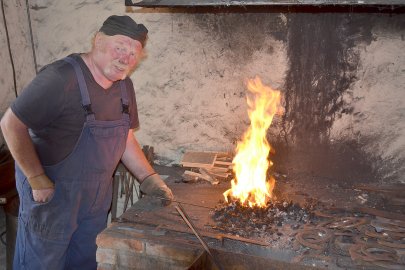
[224,76,282,208]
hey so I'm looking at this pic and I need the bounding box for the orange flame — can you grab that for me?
[223,76,281,207]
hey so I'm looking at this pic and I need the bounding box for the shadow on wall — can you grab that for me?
[281,13,372,146]
[271,139,378,188]
[273,13,401,184]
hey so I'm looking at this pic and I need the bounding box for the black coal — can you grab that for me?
[212,199,315,238]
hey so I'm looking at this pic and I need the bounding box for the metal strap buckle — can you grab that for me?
[122,104,130,114]
[82,104,94,115]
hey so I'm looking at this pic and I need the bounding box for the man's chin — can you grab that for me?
[117,70,129,80]
[109,72,127,82]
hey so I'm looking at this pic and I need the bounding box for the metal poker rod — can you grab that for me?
[144,195,215,210]
[175,203,225,270]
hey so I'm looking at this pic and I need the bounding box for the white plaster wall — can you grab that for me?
[0,14,14,129]
[27,0,287,164]
[0,0,36,146]
[1,0,404,183]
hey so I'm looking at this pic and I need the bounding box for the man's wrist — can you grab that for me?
[140,172,157,183]
[28,173,54,190]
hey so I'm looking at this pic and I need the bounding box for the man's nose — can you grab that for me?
[119,54,129,65]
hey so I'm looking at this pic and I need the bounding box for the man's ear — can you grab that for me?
[94,32,104,49]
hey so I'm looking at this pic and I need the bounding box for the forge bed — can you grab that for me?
[96,166,405,270]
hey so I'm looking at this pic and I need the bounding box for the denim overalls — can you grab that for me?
[13,56,130,269]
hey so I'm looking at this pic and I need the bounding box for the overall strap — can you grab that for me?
[63,56,95,121]
[119,80,130,120]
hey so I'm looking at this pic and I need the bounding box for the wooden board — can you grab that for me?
[181,152,217,169]
[129,0,405,7]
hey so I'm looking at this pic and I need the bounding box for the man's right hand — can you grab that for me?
[33,188,55,203]
[28,173,55,203]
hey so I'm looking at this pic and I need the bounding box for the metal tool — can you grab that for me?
[144,195,215,210]
[175,203,225,270]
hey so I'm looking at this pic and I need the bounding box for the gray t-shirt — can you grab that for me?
[11,54,139,166]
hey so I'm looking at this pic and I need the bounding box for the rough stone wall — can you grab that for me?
[0,0,404,184]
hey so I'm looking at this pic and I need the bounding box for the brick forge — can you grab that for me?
[95,162,405,270]
[96,179,219,270]
[95,175,317,270]
[96,223,202,269]
[96,221,309,270]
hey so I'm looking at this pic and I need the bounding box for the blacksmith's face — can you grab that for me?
[95,33,142,82]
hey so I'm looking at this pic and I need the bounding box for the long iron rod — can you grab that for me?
[144,195,215,210]
[175,204,224,270]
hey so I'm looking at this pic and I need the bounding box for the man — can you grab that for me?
[0,15,173,269]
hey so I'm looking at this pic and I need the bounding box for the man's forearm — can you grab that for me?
[0,108,44,178]
[121,129,155,183]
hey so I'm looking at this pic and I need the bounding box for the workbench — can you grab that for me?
[96,167,314,270]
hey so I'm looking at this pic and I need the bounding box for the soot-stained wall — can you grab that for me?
[277,13,378,186]
[180,11,405,185]
[280,13,405,185]
[0,0,404,185]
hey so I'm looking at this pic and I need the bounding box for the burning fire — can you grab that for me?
[224,76,282,208]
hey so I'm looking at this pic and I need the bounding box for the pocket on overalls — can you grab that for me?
[84,125,126,173]
[22,178,72,241]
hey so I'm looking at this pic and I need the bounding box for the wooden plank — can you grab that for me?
[199,168,219,185]
[183,170,204,178]
[203,168,230,180]
[208,173,230,180]
[207,167,229,173]
[129,0,405,7]
[183,170,218,185]
[215,156,232,162]
[181,152,217,169]
[182,171,199,183]
[214,161,232,166]
[215,152,233,159]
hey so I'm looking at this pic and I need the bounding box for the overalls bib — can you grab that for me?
[13,56,130,270]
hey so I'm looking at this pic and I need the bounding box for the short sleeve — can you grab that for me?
[11,66,66,130]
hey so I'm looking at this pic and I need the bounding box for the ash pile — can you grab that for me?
[212,199,319,247]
